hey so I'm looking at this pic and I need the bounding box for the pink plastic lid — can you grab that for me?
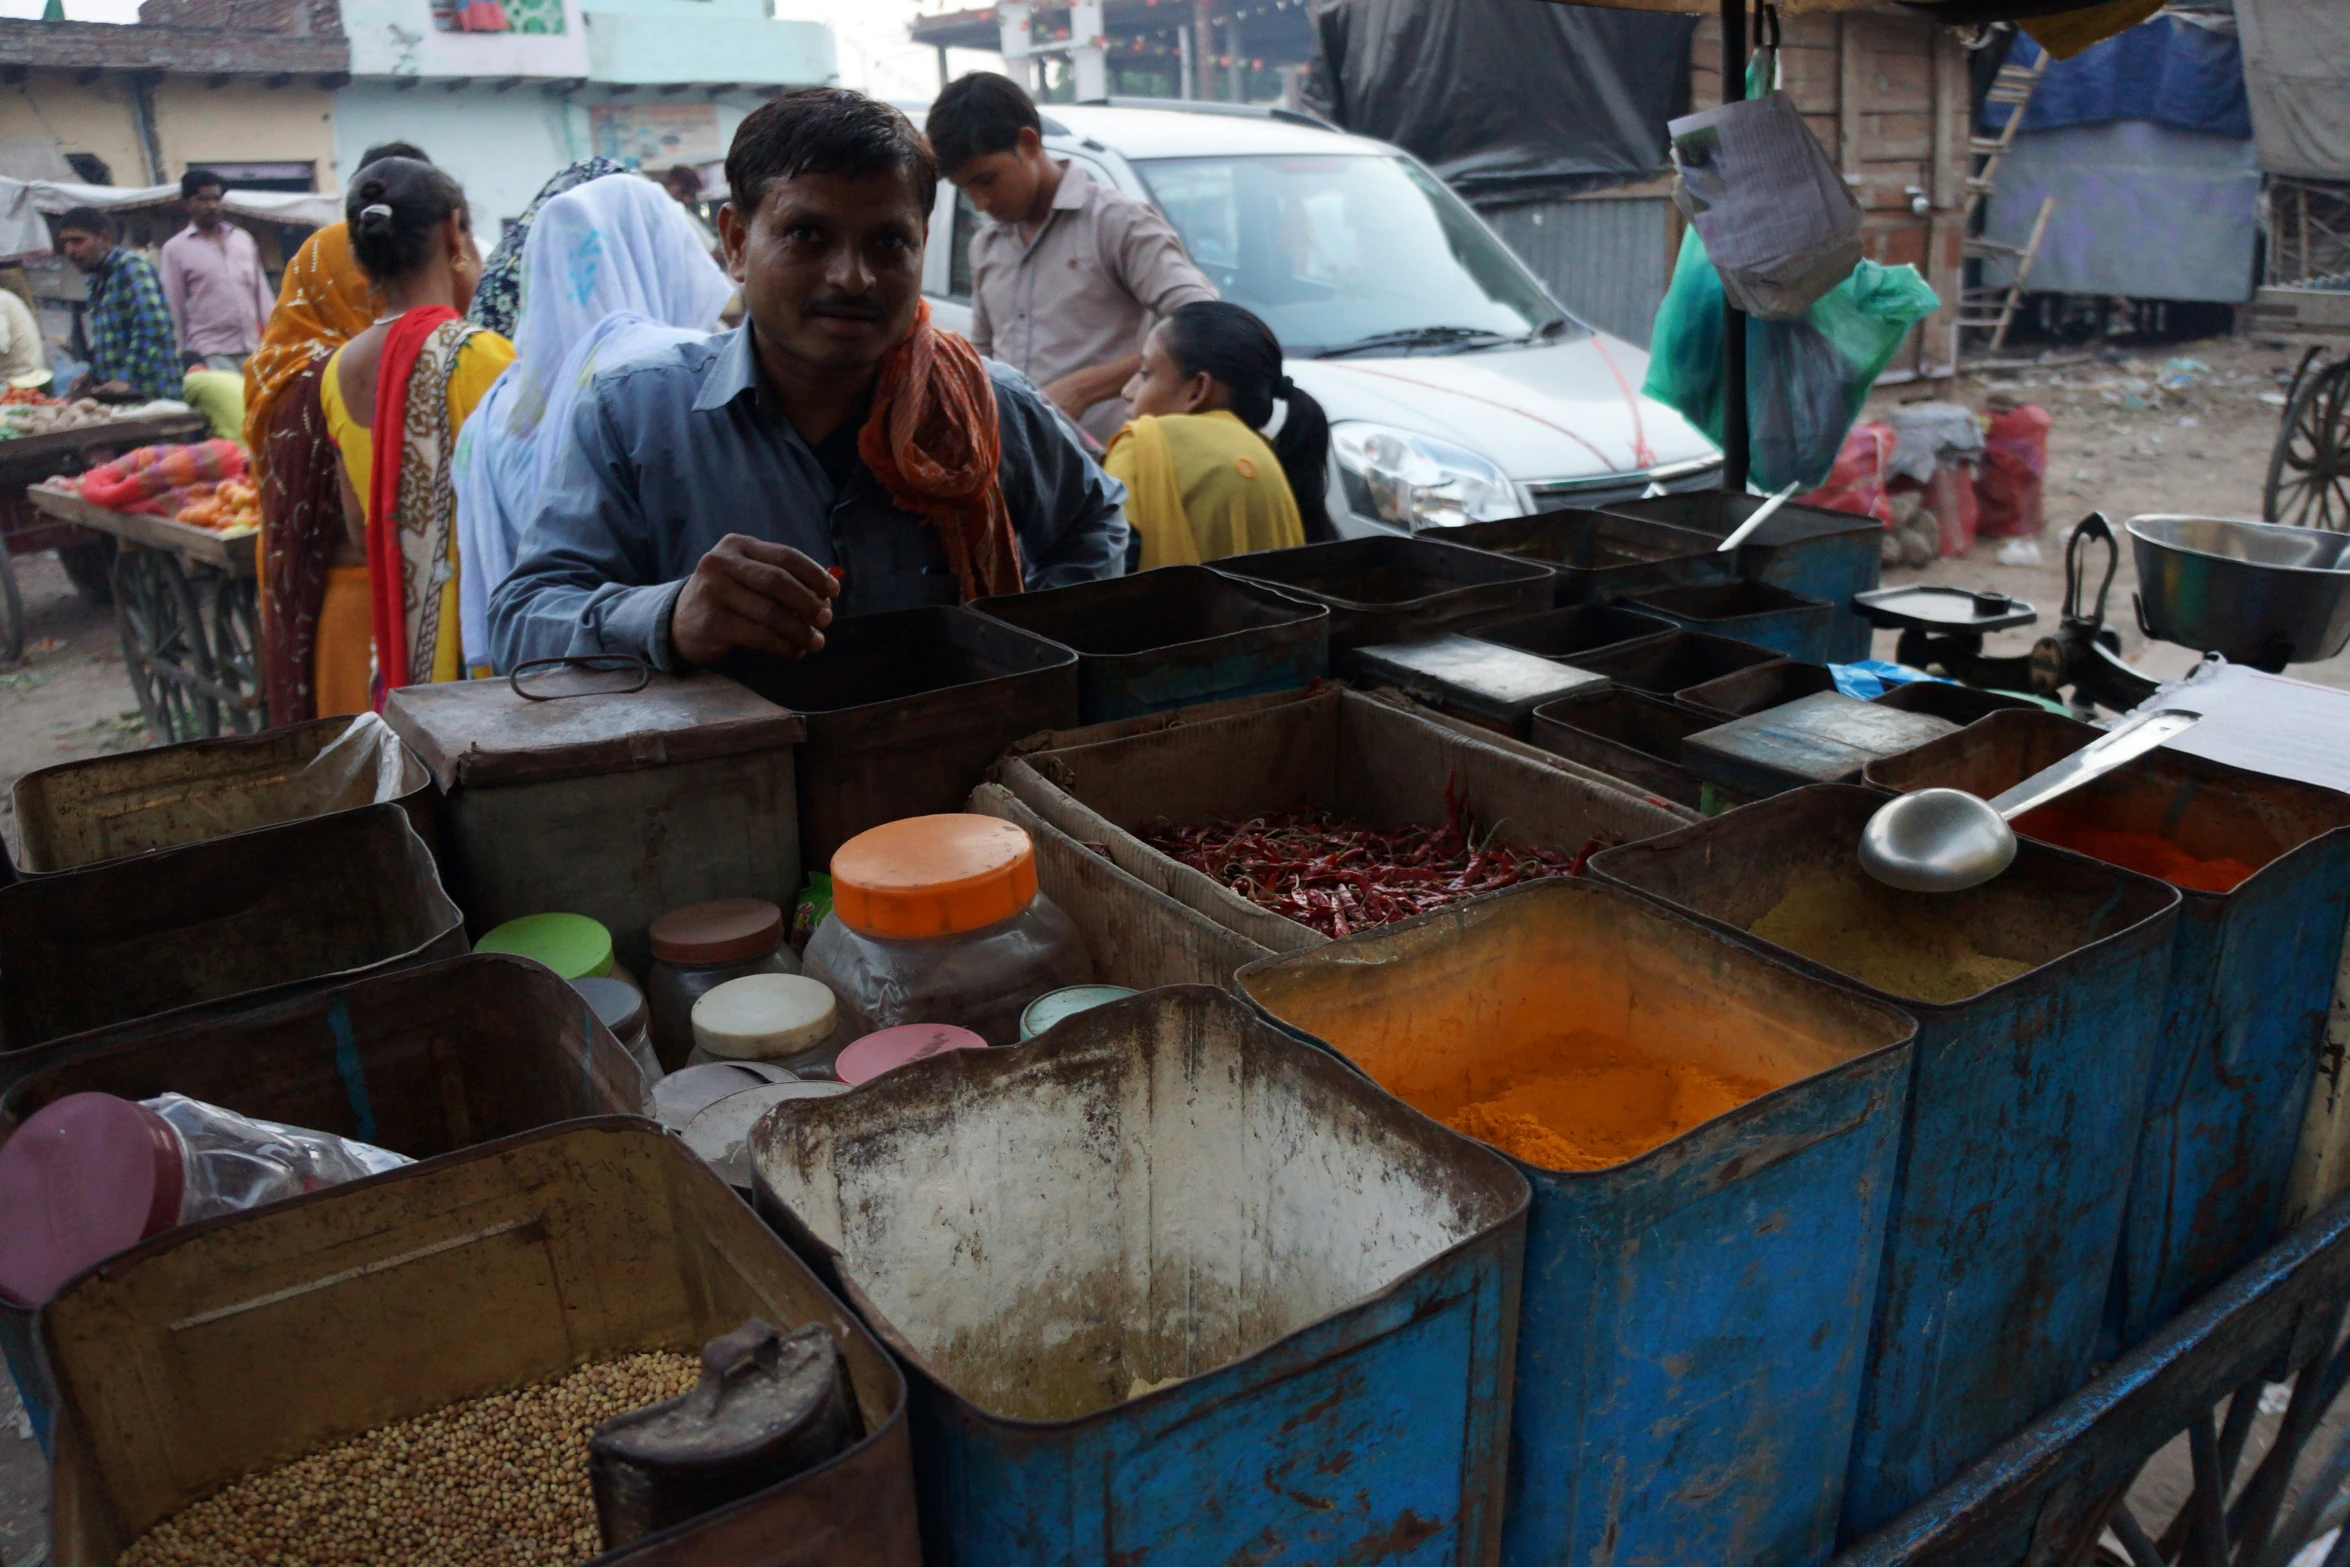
[0,1092,184,1308]
[834,1024,987,1086]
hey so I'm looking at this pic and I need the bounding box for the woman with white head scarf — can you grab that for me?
[453,171,733,671]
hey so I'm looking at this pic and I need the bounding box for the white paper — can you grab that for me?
[2129,659,2350,793]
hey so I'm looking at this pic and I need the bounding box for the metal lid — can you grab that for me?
[571,976,647,1041]
[652,1061,800,1131]
[683,1082,850,1185]
[650,899,786,965]
[834,1023,987,1086]
[1350,634,1609,724]
[475,913,613,981]
[830,815,1036,938]
[381,671,805,792]
[1019,984,1139,1040]
[0,1092,184,1308]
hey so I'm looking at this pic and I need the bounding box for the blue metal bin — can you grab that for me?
[1237,878,1917,1567]
[1589,785,2180,1543]
[1866,710,2350,1348]
[749,986,1530,1567]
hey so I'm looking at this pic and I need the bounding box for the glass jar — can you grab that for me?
[571,976,660,1107]
[802,814,1093,1047]
[646,898,799,1070]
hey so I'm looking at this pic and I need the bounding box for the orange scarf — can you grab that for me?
[857,299,1023,601]
[243,223,375,452]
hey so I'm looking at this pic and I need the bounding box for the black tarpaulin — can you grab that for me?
[1309,0,1698,205]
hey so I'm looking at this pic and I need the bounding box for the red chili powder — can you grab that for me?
[2013,805,2259,894]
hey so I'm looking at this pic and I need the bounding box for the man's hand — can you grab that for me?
[88,379,136,403]
[668,534,840,667]
[1041,353,1143,423]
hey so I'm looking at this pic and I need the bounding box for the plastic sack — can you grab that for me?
[1977,402,2052,540]
[147,1092,411,1218]
[1829,660,1940,700]
[1919,463,1979,559]
[1669,90,1864,320]
[1643,230,1941,493]
[1800,420,1896,523]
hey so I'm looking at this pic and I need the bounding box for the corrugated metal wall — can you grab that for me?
[1479,195,1676,347]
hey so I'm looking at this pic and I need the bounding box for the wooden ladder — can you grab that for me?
[1965,49,2050,227]
[1955,46,2055,362]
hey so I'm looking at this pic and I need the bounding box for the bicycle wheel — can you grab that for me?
[2265,357,2350,530]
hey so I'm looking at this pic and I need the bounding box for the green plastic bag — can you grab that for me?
[1643,228,1940,492]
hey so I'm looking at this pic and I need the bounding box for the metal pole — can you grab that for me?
[1179,17,1195,100]
[1719,0,1750,493]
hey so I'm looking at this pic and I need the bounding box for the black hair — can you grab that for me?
[346,157,468,285]
[925,72,1039,174]
[180,167,226,200]
[1162,301,1332,534]
[725,88,938,220]
[360,141,430,168]
[54,206,112,240]
[664,163,704,196]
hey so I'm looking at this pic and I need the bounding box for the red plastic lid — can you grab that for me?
[650,898,786,965]
[834,1024,987,1086]
[0,1093,184,1308]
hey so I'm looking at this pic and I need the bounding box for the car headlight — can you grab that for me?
[1330,422,1521,531]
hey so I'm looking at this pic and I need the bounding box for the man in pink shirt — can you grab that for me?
[157,168,274,373]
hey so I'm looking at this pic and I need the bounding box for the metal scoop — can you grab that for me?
[1858,707,2204,893]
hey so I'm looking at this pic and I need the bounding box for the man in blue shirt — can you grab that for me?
[489,89,1128,674]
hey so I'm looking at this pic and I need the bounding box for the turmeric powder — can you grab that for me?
[1438,1028,1776,1171]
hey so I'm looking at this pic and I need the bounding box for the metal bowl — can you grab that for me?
[2126,514,2350,668]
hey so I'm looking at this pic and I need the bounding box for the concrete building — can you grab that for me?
[333,0,836,232]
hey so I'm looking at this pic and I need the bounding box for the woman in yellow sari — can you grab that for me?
[1105,300,1333,569]
[321,155,513,709]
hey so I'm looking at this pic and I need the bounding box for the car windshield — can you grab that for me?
[1132,152,1574,357]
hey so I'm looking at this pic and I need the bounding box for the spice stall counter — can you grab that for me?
[21,481,259,744]
[0,407,211,665]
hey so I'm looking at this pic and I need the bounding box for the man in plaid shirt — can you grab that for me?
[57,207,180,402]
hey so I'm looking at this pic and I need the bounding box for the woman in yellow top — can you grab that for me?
[319,155,514,712]
[1106,300,1333,570]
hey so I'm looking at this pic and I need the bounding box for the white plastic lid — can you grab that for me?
[691,974,837,1061]
[650,1060,798,1131]
[683,1081,850,1186]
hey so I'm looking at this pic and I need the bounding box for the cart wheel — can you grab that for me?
[206,573,262,734]
[111,545,216,743]
[0,544,23,667]
[58,537,116,606]
[2265,357,2350,530]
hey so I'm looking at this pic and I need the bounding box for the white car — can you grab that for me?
[916,100,1722,538]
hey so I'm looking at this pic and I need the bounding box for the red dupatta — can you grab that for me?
[364,305,458,702]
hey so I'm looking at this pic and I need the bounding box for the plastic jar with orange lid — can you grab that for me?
[802,814,1093,1046]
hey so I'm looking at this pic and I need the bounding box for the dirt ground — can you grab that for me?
[2,334,2348,1563]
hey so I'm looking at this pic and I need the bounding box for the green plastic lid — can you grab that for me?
[1019,984,1139,1041]
[475,913,614,980]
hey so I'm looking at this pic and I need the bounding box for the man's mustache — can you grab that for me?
[805,293,884,320]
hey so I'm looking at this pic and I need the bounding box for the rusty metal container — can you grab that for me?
[10,714,433,875]
[1605,492,1883,660]
[720,605,1076,867]
[1237,878,1916,1567]
[1681,690,1959,798]
[1445,508,1735,606]
[1469,602,1677,663]
[970,565,1326,723]
[1627,579,1838,662]
[749,986,1529,1567]
[384,668,805,981]
[1348,632,1607,736]
[39,1119,921,1566]
[1867,709,2350,1349]
[1676,657,1838,723]
[0,953,650,1445]
[1211,535,1552,648]
[966,782,1271,989]
[1563,627,1785,696]
[995,685,1686,954]
[1529,686,1719,811]
[0,804,463,1068]
[1870,679,2041,726]
[1588,786,2180,1543]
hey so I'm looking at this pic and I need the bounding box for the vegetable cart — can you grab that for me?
[0,408,212,665]
[20,482,260,744]
[2250,283,2350,531]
